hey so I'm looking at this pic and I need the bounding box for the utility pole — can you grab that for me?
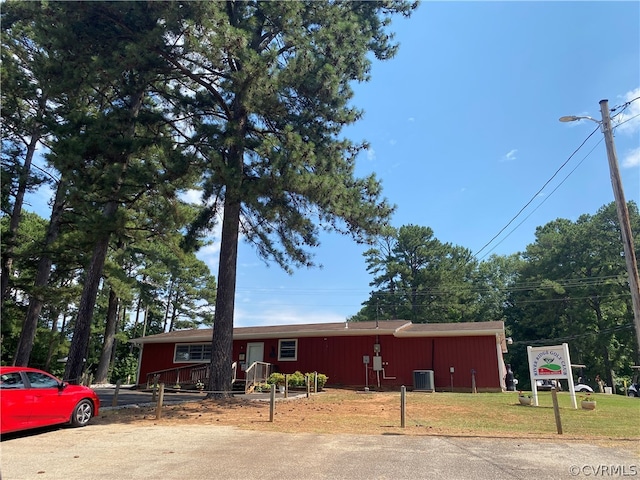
[599,99,640,354]
[560,101,640,354]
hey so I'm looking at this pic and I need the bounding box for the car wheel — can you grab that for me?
[578,388,590,392]
[71,399,93,427]
[629,391,638,397]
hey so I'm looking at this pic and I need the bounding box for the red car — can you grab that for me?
[0,366,100,435]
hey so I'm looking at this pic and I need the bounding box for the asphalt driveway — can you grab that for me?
[93,386,205,408]
[2,423,637,480]
[93,386,298,409]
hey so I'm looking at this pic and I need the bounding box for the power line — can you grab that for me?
[474,102,637,260]
[237,273,628,297]
[473,124,601,259]
[512,322,634,346]
[476,136,605,261]
[613,112,640,130]
[610,96,640,114]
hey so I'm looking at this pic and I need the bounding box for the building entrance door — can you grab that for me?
[246,342,264,368]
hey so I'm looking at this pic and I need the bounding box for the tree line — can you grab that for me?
[350,204,640,391]
[1,1,417,394]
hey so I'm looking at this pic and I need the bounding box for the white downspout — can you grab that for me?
[496,334,506,391]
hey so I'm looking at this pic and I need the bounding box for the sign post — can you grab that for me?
[527,343,577,409]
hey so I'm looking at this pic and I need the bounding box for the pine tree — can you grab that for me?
[162,1,417,396]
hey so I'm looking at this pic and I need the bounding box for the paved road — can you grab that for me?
[2,423,638,480]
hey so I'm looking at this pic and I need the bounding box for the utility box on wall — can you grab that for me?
[373,356,383,371]
[413,370,434,392]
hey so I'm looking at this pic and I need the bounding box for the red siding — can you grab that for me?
[138,343,182,384]
[139,334,501,391]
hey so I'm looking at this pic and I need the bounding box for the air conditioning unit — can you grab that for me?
[413,370,434,392]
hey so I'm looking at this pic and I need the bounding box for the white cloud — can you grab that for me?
[408,117,415,122]
[196,240,221,275]
[180,188,202,205]
[366,148,376,161]
[614,87,640,135]
[194,220,223,275]
[502,149,518,162]
[622,146,640,168]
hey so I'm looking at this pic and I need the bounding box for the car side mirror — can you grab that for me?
[58,382,67,390]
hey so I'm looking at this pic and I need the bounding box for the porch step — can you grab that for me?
[232,380,246,393]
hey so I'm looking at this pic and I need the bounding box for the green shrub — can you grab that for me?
[306,372,328,390]
[287,371,306,387]
[282,371,328,389]
[316,373,328,389]
[254,383,272,392]
[267,372,285,386]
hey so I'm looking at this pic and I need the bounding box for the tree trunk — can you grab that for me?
[207,194,241,398]
[168,287,180,332]
[206,83,247,398]
[95,287,120,384]
[64,202,118,383]
[1,111,44,303]
[63,89,143,383]
[162,277,175,332]
[133,287,143,335]
[112,305,125,364]
[142,305,149,337]
[13,178,65,366]
[44,308,60,371]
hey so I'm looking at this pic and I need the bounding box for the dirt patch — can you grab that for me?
[92,389,639,455]
[95,392,403,434]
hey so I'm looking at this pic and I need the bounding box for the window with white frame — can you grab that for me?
[278,339,298,361]
[174,344,212,363]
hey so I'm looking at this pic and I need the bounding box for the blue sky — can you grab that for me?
[226,1,640,327]
[24,2,640,329]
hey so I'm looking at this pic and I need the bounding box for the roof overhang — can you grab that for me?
[130,320,505,345]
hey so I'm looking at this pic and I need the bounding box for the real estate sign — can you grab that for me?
[527,343,577,409]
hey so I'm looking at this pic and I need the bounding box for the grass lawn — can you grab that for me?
[308,389,640,439]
